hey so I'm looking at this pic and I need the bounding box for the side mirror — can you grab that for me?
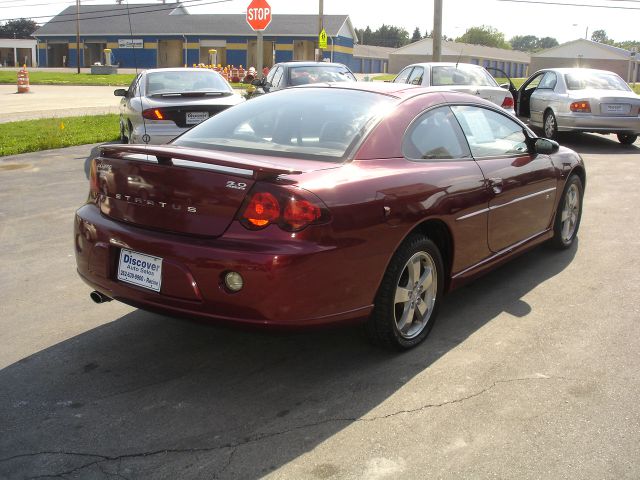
[534,138,559,155]
[114,88,128,97]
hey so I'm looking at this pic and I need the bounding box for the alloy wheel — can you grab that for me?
[560,183,580,243]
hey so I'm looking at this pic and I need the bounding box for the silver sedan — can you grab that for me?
[115,68,244,145]
[515,68,640,144]
[392,62,515,114]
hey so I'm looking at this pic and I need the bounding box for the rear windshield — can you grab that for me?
[431,65,498,87]
[145,70,232,95]
[288,66,357,86]
[173,88,394,161]
[564,72,631,91]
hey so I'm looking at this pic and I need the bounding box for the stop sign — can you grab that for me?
[246,0,272,31]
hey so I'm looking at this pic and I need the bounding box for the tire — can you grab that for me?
[543,110,558,140]
[119,120,129,144]
[617,133,637,145]
[366,235,444,350]
[550,174,583,249]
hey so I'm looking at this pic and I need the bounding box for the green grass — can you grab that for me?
[372,74,395,81]
[0,70,244,88]
[0,114,120,157]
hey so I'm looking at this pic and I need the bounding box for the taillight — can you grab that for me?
[570,101,591,113]
[243,192,280,227]
[501,94,514,109]
[89,158,99,198]
[239,187,328,232]
[142,108,166,120]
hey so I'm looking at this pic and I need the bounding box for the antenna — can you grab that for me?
[455,44,463,69]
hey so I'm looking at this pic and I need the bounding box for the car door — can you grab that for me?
[529,71,557,125]
[451,105,558,253]
[516,71,545,119]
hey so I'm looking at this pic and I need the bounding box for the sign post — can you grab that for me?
[246,0,272,78]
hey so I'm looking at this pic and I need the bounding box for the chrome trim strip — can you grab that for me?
[452,229,551,279]
[456,208,490,221]
[456,187,557,221]
[172,159,253,177]
[490,187,556,211]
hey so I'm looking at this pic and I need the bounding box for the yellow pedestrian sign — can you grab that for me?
[319,29,328,49]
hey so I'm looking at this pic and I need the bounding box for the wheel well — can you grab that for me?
[570,165,586,190]
[543,107,554,119]
[409,219,454,290]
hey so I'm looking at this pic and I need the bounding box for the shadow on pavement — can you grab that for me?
[557,132,639,155]
[0,242,577,479]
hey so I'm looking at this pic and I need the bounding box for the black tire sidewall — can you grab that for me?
[552,174,583,249]
[369,235,444,350]
[617,134,637,145]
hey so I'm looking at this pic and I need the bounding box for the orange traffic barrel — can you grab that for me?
[17,65,30,93]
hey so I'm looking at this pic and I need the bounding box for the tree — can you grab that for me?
[356,24,409,48]
[0,19,38,39]
[510,35,539,52]
[591,29,611,44]
[411,27,422,43]
[456,25,511,49]
[538,37,559,49]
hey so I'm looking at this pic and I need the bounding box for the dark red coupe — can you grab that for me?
[75,83,585,349]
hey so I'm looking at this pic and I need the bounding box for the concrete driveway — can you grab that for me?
[1,84,121,123]
[0,134,639,479]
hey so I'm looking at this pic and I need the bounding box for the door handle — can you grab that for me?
[488,177,503,194]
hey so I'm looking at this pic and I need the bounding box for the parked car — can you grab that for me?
[247,61,356,98]
[513,68,640,144]
[392,62,515,114]
[77,83,585,350]
[115,68,244,145]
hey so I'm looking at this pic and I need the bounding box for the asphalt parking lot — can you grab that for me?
[1,134,639,479]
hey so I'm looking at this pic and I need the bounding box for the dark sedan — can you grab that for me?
[76,83,585,350]
[249,61,356,96]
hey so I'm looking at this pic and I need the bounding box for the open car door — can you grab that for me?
[485,66,519,111]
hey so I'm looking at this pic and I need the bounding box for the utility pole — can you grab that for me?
[75,0,81,73]
[318,0,323,61]
[433,0,442,62]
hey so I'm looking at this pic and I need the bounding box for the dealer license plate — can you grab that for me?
[601,103,631,114]
[186,111,209,125]
[117,249,162,292]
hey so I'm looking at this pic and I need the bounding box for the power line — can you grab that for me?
[497,0,640,8]
[0,0,233,23]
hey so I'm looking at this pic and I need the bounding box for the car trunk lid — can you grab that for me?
[571,90,640,117]
[94,144,336,237]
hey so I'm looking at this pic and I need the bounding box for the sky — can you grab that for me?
[1,0,638,45]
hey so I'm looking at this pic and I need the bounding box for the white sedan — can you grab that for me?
[392,62,515,114]
[514,68,640,144]
[115,68,244,145]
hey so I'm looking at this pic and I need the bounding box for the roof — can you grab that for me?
[532,38,632,60]
[353,44,396,59]
[390,37,530,63]
[34,4,354,38]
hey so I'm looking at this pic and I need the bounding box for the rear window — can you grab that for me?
[288,66,357,86]
[145,70,232,95]
[173,88,394,161]
[564,71,631,91]
[431,65,498,87]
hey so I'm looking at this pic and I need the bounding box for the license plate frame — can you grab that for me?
[185,111,209,125]
[117,249,163,292]
[601,103,631,114]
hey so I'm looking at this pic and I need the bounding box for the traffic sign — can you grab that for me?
[246,0,272,31]
[319,28,328,49]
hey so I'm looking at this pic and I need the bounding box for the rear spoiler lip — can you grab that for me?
[99,144,304,179]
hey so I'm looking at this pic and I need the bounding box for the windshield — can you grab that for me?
[431,65,498,87]
[173,88,394,161]
[145,70,232,95]
[564,71,631,91]
[288,66,357,86]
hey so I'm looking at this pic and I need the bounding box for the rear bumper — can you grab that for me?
[556,113,640,134]
[130,122,188,145]
[74,204,373,327]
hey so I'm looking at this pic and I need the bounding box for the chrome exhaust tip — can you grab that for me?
[90,290,112,304]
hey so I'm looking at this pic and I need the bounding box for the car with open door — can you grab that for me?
[392,62,515,114]
[513,68,640,144]
[115,68,244,145]
[77,83,585,350]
